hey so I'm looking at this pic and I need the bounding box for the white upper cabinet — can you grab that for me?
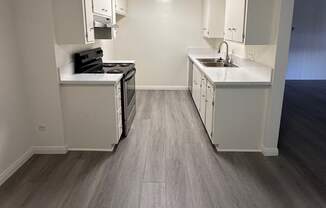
[224,0,276,44]
[225,0,246,42]
[93,0,112,17]
[53,0,115,44]
[202,0,225,38]
[116,0,127,16]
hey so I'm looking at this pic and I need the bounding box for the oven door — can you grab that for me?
[123,68,136,136]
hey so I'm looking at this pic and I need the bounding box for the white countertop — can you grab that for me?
[59,60,135,85]
[188,51,273,86]
[60,73,123,85]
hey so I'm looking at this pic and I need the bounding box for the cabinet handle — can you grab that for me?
[232,28,236,31]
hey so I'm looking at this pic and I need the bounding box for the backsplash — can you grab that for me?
[54,40,115,69]
[227,41,277,69]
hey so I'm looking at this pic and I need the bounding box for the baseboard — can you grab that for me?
[261,146,279,156]
[136,85,188,91]
[68,147,114,152]
[216,147,261,153]
[33,146,68,154]
[0,148,34,186]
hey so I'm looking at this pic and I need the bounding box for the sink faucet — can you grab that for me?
[218,41,231,64]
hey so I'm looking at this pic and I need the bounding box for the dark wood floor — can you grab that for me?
[279,80,326,197]
[0,91,325,208]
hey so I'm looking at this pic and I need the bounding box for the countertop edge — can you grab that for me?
[60,80,119,85]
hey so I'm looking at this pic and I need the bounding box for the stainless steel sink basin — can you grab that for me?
[196,58,238,68]
[197,58,222,63]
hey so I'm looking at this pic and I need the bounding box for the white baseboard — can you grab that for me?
[261,146,279,156]
[136,85,188,91]
[33,146,68,154]
[216,147,261,153]
[0,144,116,187]
[0,148,34,186]
[68,147,114,152]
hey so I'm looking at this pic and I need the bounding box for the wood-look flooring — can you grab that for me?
[0,90,325,208]
[279,80,326,198]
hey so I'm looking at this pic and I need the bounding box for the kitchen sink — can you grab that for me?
[197,58,222,63]
[202,62,238,68]
[196,58,238,68]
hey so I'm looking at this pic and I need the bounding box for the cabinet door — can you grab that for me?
[205,82,214,138]
[202,0,209,36]
[193,65,201,110]
[85,0,95,43]
[195,68,202,110]
[116,0,127,15]
[200,76,207,122]
[192,65,197,100]
[93,0,112,17]
[224,0,233,41]
[230,0,246,42]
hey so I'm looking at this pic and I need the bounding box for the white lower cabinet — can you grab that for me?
[200,76,207,121]
[191,64,214,139]
[205,81,214,139]
[192,65,202,110]
[189,60,270,152]
[60,81,123,151]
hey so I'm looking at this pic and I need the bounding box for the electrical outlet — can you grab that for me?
[38,125,47,132]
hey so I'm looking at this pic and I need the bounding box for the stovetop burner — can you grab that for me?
[104,68,124,74]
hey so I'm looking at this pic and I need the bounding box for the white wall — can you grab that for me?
[12,0,115,149]
[55,40,115,68]
[13,0,66,148]
[114,0,279,88]
[114,0,218,88]
[261,0,295,155]
[287,0,326,80]
[0,0,34,181]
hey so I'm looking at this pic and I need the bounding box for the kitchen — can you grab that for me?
[2,0,324,207]
[56,0,277,153]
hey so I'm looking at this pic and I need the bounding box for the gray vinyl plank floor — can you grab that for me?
[0,90,325,208]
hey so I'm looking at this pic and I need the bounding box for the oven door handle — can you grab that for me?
[125,70,136,81]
